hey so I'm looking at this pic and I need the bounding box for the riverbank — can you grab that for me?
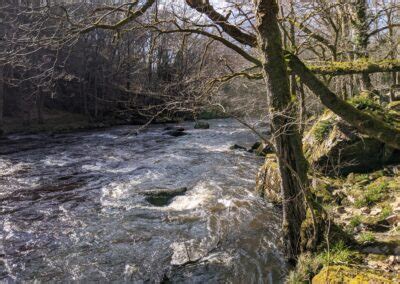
[288,168,400,283]
[1,110,117,135]
[0,108,227,136]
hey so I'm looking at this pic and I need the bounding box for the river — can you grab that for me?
[0,119,286,283]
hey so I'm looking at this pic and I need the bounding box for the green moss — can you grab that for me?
[349,93,380,112]
[353,173,369,183]
[312,265,393,283]
[312,120,333,142]
[320,241,357,266]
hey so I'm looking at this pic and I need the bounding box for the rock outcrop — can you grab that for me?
[303,93,400,175]
[255,154,282,204]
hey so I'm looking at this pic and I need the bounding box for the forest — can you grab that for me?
[0,0,400,283]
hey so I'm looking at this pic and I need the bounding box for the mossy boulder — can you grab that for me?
[312,265,394,283]
[303,95,400,175]
[255,154,282,204]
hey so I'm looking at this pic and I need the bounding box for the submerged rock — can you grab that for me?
[194,121,210,129]
[143,187,188,206]
[165,130,188,137]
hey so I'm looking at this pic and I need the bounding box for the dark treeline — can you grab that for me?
[0,0,243,131]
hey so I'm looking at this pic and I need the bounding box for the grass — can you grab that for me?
[354,180,388,208]
[349,94,380,112]
[321,241,356,266]
[358,232,376,243]
[379,204,393,220]
[287,241,359,283]
[349,215,362,228]
[313,120,333,142]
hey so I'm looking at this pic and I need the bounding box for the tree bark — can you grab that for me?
[354,0,373,90]
[0,65,4,128]
[254,0,308,262]
[289,53,400,150]
[36,87,44,124]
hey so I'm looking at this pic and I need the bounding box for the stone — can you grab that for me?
[370,208,382,216]
[165,130,188,137]
[385,214,399,225]
[255,154,282,204]
[254,142,273,156]
[303,97,400,175]
[230,144,247,151]
[143,187,188,206]
[312,265,392,283]
[389,255,400,265]
[347,195,356,204]
[194,121,210,129]
[361,207,371,214]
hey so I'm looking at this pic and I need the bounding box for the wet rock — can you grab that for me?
[256,154,281,204]
[170,240,208,266]
[248,142,262,152]
[229,144,247,151]
[143,187,188,206]
[194,121,210,129]
[165,130,188,137]
[164,126,185,132]
[253,142,274,156]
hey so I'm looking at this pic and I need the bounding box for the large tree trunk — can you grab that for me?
[0,65,4,128]
[354,0,373,90]
[289,53,400,149]
[254,0,308,262]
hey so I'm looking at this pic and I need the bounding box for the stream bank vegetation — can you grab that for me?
[1,0,400,282]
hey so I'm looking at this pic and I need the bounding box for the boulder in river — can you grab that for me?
[143,187,188,206]
[249,141,274,156]
[164,127,188,137]
[303,93,400,175]
[230,144,247,151]
[194,121,210,129]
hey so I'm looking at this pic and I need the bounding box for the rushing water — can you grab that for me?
[0,119,286,283]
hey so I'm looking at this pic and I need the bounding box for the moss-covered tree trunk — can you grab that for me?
[288,53,400,149]
[354,0,372,90]
[254,0,309,262]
